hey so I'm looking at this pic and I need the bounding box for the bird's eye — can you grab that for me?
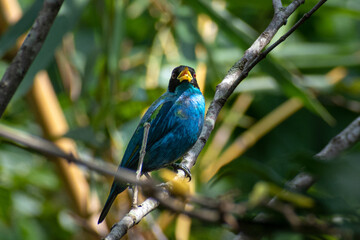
[172,73,176,79]
[193,73,196,78]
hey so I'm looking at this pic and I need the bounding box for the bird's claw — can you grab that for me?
[170,163,192,181]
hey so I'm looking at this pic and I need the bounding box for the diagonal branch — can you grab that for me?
[272,0,283,14]
[287,115,360,192]
[105,198,161,240]
[261,0,327,59]
[0,0,64,117]
[315,116,360,160]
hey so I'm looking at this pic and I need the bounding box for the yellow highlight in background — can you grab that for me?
[159,169,190,196]
[249,181,315,208]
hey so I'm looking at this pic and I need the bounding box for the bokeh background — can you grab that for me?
[0,0,360,239]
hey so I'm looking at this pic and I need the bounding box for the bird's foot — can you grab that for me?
[170,163,192,181]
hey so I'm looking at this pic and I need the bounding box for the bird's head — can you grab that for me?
[168,65,200,93]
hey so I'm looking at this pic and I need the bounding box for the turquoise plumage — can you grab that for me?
[98,65,205,223]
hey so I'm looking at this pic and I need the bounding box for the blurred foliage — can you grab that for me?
[1,0,360,239]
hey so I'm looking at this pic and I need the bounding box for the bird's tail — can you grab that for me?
[98,183,127,224]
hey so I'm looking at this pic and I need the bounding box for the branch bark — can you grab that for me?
[272,0,283,14]
[0,124,150,189]
[104,198,161,240]
[0,0,64,117]
[287,115,360,192]
[315,116,360,160]
[242,115,360,240]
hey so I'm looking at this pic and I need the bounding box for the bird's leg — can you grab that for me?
[170,163,192,181]
[133,122,151,207]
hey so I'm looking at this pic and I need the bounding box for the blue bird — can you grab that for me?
[98,65,205,223]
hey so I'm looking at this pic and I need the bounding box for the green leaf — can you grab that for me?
[249,181,315,208]
[260,56,335,125]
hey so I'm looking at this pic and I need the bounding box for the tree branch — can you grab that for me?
[0,124,150,189]
[272,0,283,14]
[315,116,360,160]
[242,114,360,240]
[0,0,64,117]
[287,115,360,191]
[104,197,161,240]
[261,0,327,58]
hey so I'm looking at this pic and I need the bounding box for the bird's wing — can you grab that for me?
[99,93,176,223]
[119,92,176,169]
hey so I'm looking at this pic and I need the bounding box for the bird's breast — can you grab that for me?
[174,93,204,120]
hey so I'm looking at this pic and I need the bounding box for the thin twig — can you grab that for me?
[233,0,328,97]
[0,0,64,117]
[259,0,327,61]
[133,122,151,206]
[149,193,340,236]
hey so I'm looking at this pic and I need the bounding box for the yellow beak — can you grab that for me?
[177,67,193,82]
